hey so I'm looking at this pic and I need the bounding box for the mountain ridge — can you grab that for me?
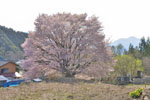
[111,36,141,50]
[0,25,28,61]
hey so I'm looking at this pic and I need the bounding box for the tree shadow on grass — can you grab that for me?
[45,77,97,84]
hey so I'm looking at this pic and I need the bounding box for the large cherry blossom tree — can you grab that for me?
[22,13,113,78]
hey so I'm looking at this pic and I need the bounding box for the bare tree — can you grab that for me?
[22,13,113,78]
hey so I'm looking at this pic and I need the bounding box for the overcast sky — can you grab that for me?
[0,0,150,41]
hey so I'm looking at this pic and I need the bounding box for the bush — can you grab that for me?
[129,88,143,98]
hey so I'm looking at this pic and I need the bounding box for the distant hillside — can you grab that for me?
[111,37,140,50]
[0,25,28,61]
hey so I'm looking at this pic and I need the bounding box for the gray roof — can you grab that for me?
[0,61,16,67]
[0,61,9,66]
[0,75,9,81]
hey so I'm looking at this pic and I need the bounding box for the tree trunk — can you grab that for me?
[65,72,76,78]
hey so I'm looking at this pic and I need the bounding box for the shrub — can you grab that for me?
[129,88,143,98]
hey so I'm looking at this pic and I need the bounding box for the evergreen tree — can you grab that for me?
[128,43,134,55]
[139,37,147,56]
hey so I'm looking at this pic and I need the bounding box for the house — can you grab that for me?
[0,61,17,78]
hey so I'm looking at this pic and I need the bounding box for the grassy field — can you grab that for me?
[0,81,150,100]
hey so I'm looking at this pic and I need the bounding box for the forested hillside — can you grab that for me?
[0,25,28,61]
[111,37,150,77]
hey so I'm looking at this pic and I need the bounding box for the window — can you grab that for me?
[1,68,8,73]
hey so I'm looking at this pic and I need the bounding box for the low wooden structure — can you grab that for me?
[0,61,17,77]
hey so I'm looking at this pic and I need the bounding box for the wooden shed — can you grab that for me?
[0,61,17,77]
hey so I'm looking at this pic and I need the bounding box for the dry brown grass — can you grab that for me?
[0,81,149,100]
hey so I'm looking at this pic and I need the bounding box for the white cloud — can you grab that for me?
[0,0,150,40]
